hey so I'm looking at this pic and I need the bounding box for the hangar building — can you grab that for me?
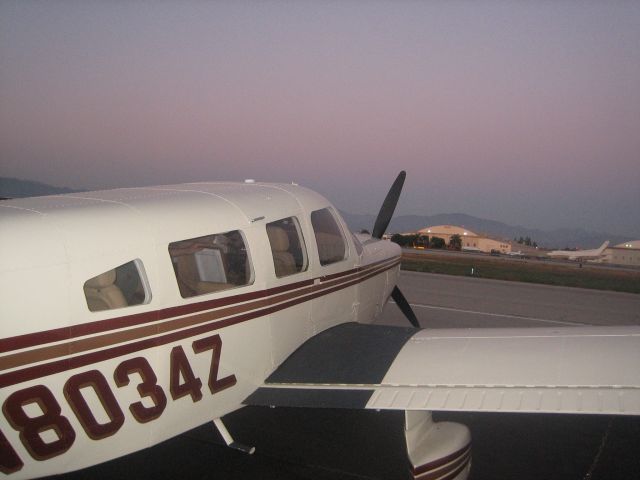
[416,225,511,254]
[602,240,640,267]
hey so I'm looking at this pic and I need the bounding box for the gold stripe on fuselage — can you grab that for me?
[0,258,399,386]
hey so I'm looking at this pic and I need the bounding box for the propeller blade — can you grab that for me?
[372,171,406,239]
[391,286,420,328]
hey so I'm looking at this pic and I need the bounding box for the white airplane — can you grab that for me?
[547,241,610,261]
[1,173,639,480]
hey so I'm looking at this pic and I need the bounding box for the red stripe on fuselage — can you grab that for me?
[0,258,399,388]
[1,257,397,354]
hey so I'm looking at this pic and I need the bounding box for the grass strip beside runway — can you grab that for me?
[401,253,640,294]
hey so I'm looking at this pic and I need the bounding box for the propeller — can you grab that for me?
[372,171,421,328]
[372,171,406,239]
[391,286,420,328]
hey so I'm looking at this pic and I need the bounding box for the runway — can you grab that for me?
[380,270,640,328]
[52,271,640,480]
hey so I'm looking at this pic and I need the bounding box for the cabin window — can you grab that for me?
[84,259,150,312]
[266,217,308,277]
[310,208,347,266]
[168,230,252,298]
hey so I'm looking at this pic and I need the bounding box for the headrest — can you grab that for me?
[267,226,290,252]
[84,269,117,288]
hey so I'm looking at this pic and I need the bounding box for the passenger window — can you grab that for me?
[266,217,308,277]
[168,230,252,298]
[311,208,347,266]
[84,260,150,312]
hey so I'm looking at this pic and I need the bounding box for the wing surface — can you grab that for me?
[245,322,640,415]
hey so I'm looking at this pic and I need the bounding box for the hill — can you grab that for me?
[0,177,79,198]
[0,177,626,249]
[340,211,628,250]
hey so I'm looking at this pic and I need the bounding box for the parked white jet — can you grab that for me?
[1,173,638,480]
[547,241,610,261]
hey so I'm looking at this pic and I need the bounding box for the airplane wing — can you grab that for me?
[245,322,640,415]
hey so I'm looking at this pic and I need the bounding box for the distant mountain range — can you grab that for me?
[0,177,630,249]
[340,212,630,250]
[0,177,80,198]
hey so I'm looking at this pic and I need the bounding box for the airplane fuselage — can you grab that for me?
[547,241,610,261]
[0,182,400,478]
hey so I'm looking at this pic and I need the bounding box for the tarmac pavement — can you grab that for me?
[51,271,640,479]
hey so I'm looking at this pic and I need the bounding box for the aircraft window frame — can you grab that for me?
[83,259,151,312]
[266,216,309,278]
[351,233,364,257]
[310,207,348,266]
[168,230,253,299]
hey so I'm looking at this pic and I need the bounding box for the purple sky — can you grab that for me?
[1,2,639,237]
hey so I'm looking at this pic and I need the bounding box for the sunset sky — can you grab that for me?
[1,2,639,236]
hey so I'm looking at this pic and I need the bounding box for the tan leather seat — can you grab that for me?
[173,253,229,297]
[315,232,345,265]
[267,226,297,277]
[84,270,128,312]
